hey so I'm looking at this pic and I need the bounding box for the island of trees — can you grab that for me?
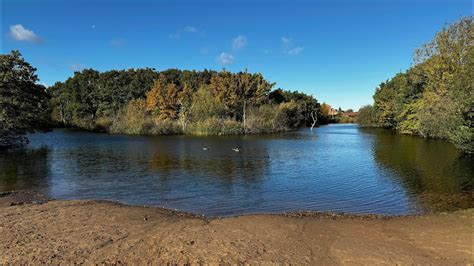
[357,17,473,153]
[47,68,328,136]
[1,50,337,149]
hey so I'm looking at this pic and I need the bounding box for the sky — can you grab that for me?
[1,0,472,110]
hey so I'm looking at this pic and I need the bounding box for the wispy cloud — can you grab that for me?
[183,26,198,33]
[68,63,85,72]
[170,25,204,40]
[281,36,304,56]
[9,24,41,43]
[287,47,304,55]
[232,35,247,50]
[109,39,126,47]
[281,37,292,44]
[216,52,234,65]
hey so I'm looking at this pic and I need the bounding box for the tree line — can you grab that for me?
[1,51,330,148]
[357,17,473,153]
[49,68,324,136]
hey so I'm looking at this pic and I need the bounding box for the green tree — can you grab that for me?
[0,51,51,149]
[357,105,377,126]
[367,16,473,153]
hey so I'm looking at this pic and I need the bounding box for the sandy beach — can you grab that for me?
[0,191,472,264]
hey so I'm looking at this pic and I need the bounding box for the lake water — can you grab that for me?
[0,124,472,216]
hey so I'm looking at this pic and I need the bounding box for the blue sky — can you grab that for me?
[1,0,471,110]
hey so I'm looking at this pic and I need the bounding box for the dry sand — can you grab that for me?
[0,191,472,264]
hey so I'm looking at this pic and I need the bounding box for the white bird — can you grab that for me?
[232,147,240,152]
[202,147,209,151]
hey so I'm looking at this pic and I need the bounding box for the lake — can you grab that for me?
[0,124,472,216]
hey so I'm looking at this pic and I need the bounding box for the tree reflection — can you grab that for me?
[0,148,51,191]
[362,127,474,211]
[148,150,269,185]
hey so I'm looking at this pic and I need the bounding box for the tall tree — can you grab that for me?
[366,16,473,152]
[0,51,51,149]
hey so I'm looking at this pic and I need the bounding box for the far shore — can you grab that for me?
[0,190,472,264]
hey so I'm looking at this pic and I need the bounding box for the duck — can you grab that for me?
[202,147,209,151]
[232,147,240,152]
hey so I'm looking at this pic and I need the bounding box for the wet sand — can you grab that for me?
[0,191,472,264]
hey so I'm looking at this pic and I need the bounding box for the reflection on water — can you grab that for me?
[361,127,473,211]
[0,148,51,192]
[0,125,472,216]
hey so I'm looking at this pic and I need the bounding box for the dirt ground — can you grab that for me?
[0,191,472,264]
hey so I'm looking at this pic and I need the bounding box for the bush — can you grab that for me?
[150,119,183,135]
[449,125,474,153]
[357,105,377,127]
[71,117,96,131]
[220,119,244,135]
[246,104,280,134]
[245,102,305,134]
[110,99,150,134]
[95,116,114,132]
[186,117,243,135]
[278,101,304,130]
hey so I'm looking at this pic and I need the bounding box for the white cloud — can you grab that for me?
[170,25,203,40]
[232,35,247,50]
[216,52,234,65]
[287,47,304,55]
[281,36,304,56]
[9,24,41,43]
[110,39,126,47]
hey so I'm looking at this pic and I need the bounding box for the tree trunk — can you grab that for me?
[59,104,66,124]
[310,112,317,130]
[243,100,246,134]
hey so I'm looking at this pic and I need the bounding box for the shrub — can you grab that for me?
[277,101,304,130]
[357,105,377,127]
[220,119,244,135]
[150,119,183,135]
[186,117,243,135]
[110,99,150,134]
[95,116,114,132]
[246,104,280,134]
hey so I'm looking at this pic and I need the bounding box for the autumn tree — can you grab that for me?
[209,70,273,128]
[177,82,195,131]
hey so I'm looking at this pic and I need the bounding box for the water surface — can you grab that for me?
[0,124,472,216]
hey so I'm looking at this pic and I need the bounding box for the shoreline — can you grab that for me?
[0,189,435,219]
[1,190,473,264]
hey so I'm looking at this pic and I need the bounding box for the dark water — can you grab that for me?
[0,124,472,216]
